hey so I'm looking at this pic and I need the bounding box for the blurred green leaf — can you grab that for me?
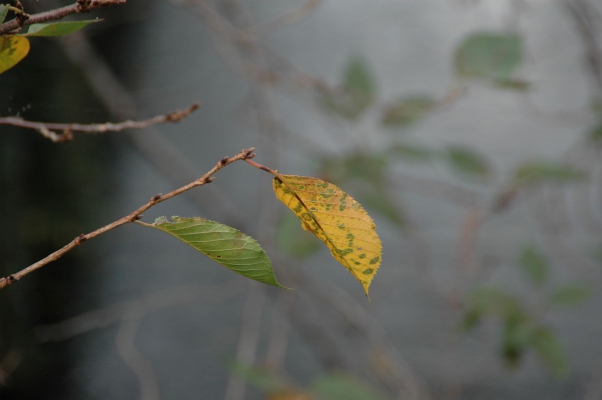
[519,245,548,286]
[229,362,290,393]
[532,328,569,379]
[550,285,591,307]
[19,19,102,37]
[446,146,490,177]
[462,288,524,333]
[319,153,389,185]
[317,56,374,119]
[359,190,405,228]
[513,161,585,186]
[502,319,536,368]
[344,56,374,97]
[312,375,388,400]
[0,5,8,24]
[494,79,530,91]
[277,212,322,258]
[381,96,436,127]
[389,143,436,162]
[588,121,602,143]
[455,32,522,81]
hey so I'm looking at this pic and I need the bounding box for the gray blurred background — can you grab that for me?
[2,0,602,399]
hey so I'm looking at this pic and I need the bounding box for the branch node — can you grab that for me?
[204,176,215,184]
[243,148,255,159]
[74,233,87,245]
[76,0,91,12]
[151,194,162,202]
[220,156,229,166]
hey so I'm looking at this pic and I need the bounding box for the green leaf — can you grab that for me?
[0,35,30,74]
[532,328,569,379]
[446,146,490,177]
[319,153,389,186]
[389,143,436,162]
[588,121,602,143]
[149,216,285,288]
[550,285,591,307]
[312,375,387,400]
[276,212,321,258]
[0,5,8,24]
[19,19,102,37]
[455,33,522,81]
[381,96,436,127]
[493,79,530,91]
[228,362,290,393]
[513,161,586,186]
[344,56,374,98]
[317,56,374,119]
[519,245,548,286]
[359,189,406,228]
[462,288,523,331]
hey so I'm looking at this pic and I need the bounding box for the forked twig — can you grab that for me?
[0,147,256,290]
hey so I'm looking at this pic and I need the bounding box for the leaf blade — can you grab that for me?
[272,175,382,296]
[19,19,102,37]
[0,35,30,74]
[150,216,285,288]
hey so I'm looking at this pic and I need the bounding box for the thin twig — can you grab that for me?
[0,147,256,290]
[0,103,200,142]
[0,0,126,35]
[35,279,245,342]
[245,0,323,39]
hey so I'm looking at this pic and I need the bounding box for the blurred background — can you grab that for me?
[2,0,602,398]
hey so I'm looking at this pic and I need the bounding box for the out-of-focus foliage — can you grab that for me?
[520,245,548,286]
[232,363,388,400]
[513,161,586,186]
[318,56,375,120]
[445,146,490,178]
[381,96,436,128]
[455,32,522,82]
[460,245,593,379]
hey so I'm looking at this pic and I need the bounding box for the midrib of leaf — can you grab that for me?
[275,176,374,275]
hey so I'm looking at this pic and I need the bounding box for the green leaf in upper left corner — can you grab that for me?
[0,35,30,74]
[150,216,286,288]
[19,19,102,37]
[0,4,9,24]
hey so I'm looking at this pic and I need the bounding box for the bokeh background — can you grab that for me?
[2,0,602,399]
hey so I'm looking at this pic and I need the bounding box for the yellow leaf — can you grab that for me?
[0,35,30,74]
[273,174,382,297]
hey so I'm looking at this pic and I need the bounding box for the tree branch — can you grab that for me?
[0,103,200,142]
[0,147,256,290]
[0,0,126,35]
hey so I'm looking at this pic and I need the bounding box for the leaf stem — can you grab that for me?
[0,147,256,290]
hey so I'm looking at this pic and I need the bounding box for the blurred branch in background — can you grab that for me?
[0,103,199,142]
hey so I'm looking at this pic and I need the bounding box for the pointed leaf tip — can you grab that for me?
[150,216,286,288]
[272,175,382,296]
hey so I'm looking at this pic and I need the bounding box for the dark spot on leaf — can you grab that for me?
[363,268,374,275]
[369,256,380,265]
